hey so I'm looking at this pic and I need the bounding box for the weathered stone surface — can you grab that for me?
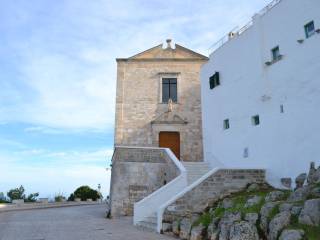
[310,186,320,198]
[268,211,291,240]
[165,169,265,217]
[162,222,172,232]
[229,221,259,240]
[172,220,180,235]
[247,183,259,192]
[244,213,259,225]
[207,223,218,240]
[218,212,241,240]
[190,225,205,240]
[114,43,207,161]
[260,202,277,234]
[298,198,320,226]
[279,229,305,240]
[288,186,310,202]
[265,191,285,202]
[316,167,320,183]
[245,196,262,207]
[295,173,307,189]
[281,178,292,188]
[110,148,180,217]
[279,203,293,212]
[179,218,192,239]
[307,162,318,184]
[291,206,302,216]
[222,198,234,209]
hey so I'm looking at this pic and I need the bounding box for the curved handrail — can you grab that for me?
[133,147,187,226]
[113,145,186,174]
[157,167,220,232]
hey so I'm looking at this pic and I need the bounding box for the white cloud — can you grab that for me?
[0,162,111,199]
[0,0,271,131]
[0,148,113,198]
[11,147,114,165]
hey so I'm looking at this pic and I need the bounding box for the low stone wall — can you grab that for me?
[0,201,101,213]
[110,147,180,217]
[164,169,265,220]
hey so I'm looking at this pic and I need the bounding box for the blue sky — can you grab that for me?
[0,0,270,198]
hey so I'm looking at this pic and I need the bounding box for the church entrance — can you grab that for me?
[159,131,180,159]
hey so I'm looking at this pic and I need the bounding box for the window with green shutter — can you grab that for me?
[209,72,220,89]
[305,21,315,38]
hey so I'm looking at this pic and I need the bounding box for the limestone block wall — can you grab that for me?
[115,60,205,161]
[110,147,180,217]
[164,169,265,220]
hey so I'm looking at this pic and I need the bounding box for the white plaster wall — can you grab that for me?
[201,0,320,187]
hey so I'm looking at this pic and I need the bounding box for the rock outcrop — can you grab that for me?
[162,162,320,240]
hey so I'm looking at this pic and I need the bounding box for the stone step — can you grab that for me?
[188,171,209,174]
[187,167,209,171]
[188,175,206,178]
[136,220,157,232]
[145,216,157,224]
[187,170,209,174]
[182,162,209,166]
[185,167,209,171]
[183,165,210,169]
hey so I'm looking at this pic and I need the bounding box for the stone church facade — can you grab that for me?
[110,40,208,217]
[115,39,208,161]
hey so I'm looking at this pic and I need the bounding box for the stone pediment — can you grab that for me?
[117,40,208,61]
[151,111,188,125]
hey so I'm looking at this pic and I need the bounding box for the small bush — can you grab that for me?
[7,185,39,202]
[69,186,101,201]
[55,193,65,202]
[7,185,25,200]
[67,193,75,201]
[25,193,39,202]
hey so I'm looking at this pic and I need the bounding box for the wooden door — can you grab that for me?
[159,132,180,159]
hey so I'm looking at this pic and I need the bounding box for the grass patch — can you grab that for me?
[282,190,292,200]
[192,212,212,227]
[213,206,225,219]
[267,204,280,222]
[211,190,271,220]
[289,215,320,240]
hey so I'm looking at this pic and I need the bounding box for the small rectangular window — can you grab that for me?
[305,21,315,38]
[271,46,280,61]
[162,78,177,103]
[280,104,284,113]
[209,72,220,89]
[243,147,249,158]
[252,115,260,126]
[223,119,230,130]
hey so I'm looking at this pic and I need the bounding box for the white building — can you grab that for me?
[201,0,320,188]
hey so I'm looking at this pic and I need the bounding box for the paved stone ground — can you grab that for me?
[0,204,175,240]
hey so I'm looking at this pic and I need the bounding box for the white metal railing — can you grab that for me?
[133,148,187,229]
[259,0,282,16]
[208,0,282,54]
[156,167,219,232]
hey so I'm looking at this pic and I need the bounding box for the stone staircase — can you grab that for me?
[135,212,158,232]
[135,162,210,232]
[183,162,210,184]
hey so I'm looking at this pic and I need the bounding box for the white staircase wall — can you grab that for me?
[133,148,188,226]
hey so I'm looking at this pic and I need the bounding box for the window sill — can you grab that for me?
[265,55,283,66]
[159,102,179,105]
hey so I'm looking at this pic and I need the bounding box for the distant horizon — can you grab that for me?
[0,0,271,198]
